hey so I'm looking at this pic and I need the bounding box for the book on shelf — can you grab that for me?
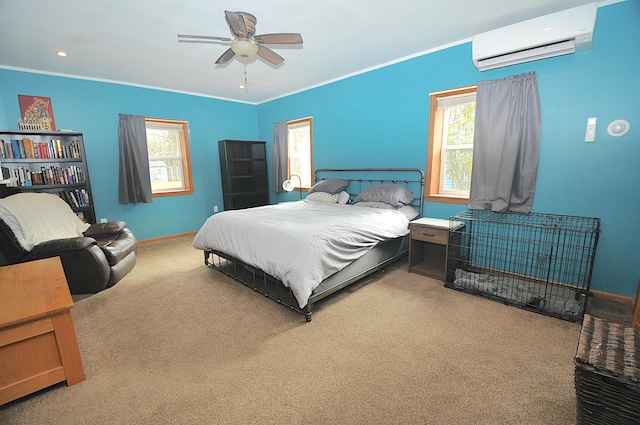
[76,188,85,206]
[57,188,91,208]
[4,140,13,159]
[18,139,26,159]
[3,164,86,187]
[0,139,14,159]
[22,138,34,159]
[10,140,21,159]
[11,166,31,186]
[0,137,83,160]
[59,190,79,207]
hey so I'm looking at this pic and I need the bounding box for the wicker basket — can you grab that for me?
[574,314,640,424]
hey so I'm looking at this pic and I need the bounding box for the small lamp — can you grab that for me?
[282,174,302,200]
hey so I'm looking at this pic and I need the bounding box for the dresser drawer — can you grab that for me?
[410,225,448,245]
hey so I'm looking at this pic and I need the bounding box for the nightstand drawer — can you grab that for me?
[410,226,448,245]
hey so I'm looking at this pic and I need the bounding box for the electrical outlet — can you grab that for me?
[100,218,107,223]
[213,205,219,213]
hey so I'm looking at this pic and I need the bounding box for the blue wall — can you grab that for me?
[0,1,638,297]
[0,73,259,240]
[257,1,640,297]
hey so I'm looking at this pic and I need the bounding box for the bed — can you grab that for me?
[192,168,425,321]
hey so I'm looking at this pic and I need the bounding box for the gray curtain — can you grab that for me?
[469,71,541,213]
[118,114,153,203]
[272,121,288,192]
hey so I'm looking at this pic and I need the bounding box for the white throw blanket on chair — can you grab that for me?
[0,192,90,251]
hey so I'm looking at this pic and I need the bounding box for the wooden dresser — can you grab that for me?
[0,257,85,406]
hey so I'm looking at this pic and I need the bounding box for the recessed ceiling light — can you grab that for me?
[57,51,68,57]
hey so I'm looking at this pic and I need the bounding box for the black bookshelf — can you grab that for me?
[0,130,96,224]
[218,140,269,210]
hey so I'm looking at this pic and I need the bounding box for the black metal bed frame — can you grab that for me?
[203,168,425,321]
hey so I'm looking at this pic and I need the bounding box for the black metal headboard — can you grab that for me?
[314,168,425,217]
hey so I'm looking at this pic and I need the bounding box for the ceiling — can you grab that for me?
[0,0,606,104]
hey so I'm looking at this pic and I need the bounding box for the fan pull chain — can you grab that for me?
[244,63,248,91]
[239,59,248,92]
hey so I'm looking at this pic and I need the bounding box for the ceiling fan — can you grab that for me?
[178,11,303,66]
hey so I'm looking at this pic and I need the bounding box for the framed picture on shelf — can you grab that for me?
[18,95,56,131]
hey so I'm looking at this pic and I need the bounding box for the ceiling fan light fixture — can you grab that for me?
[178,11,302,66]
[230,40,258,58]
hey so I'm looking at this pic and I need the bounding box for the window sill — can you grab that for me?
[426,194,469,205]
[152,189,194,198]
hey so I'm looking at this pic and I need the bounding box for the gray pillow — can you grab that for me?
[354,184,415,207]
[352,201,396,209]
[397,205,420,220]
[352,202,419,220]
[308,179,349,194]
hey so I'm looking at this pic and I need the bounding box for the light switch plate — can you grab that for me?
[585,117,597,142]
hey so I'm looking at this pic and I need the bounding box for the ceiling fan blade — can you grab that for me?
[178,34,233,42]
[224,11,248,38]
[215,48,235,65]
[254,33,303,45]
[257,45,284,65]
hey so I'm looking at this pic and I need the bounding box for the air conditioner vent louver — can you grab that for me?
[472,3,597,71]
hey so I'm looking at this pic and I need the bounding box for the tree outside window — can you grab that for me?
[426,86,476,204]
[145,118,193,197]
[287,118,313,189]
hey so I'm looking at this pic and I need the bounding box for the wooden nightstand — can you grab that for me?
[408,217,460,281]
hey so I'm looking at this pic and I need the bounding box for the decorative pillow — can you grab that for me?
[337,191,350,204]
[308,179,349,195]
[354,184,415,207]
[306,191,350,203]
[0,192,90,251]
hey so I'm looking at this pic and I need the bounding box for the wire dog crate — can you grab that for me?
[445,209,600,321]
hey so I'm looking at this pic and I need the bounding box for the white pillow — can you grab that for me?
[306,191,350,204]
[337,191,350,204]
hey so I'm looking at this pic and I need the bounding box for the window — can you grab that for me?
[287,117,313,190]
[145,118,193,197]
[426,86,476,204]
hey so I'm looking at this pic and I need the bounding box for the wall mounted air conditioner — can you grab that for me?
[472,2,598,71]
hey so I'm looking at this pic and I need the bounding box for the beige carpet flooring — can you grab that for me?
[2,235,592,424]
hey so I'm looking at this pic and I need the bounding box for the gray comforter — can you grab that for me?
[193,200,411,308]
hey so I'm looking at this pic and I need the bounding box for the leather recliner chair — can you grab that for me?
[0,195,137,294]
